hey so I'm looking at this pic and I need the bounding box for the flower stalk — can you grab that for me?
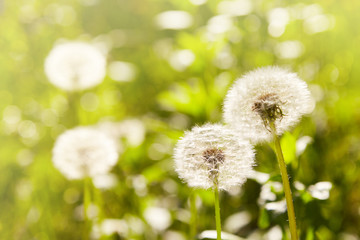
[270,122,298,240]
[213,183,222,240]
[83,177,91,240]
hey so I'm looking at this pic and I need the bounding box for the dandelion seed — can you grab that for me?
[45,41,106,91]
[223,66,313,143]
[52,127,118,180]
[173,123,255,191]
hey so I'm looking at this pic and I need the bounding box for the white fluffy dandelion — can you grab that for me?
[223,66,313,143]
[52,127,118,180]
[173,123,255,191]
[45,41,106,91]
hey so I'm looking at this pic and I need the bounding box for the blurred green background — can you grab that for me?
[1,0,360,239]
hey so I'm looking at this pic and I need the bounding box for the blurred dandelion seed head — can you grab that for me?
[108,61,137,82]
[217,0,253,16]
[275,40,304,59]
[144,207,172,232]
[223,66,313,143]
[189,0,207,5]
[173,123,255,191]
[52,127,118,180]
[267,8,290,37]
[206,15,234,35]
[169,49,195,71]
[45,41,106,91]
[155,11,193,30]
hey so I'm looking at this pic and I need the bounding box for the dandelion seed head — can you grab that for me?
[173,123,255,191]
[223,66,313,143]
[45,41,106,91]
[52,127,118,180]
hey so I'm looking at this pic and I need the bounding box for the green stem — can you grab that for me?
[83,177,91,240]
[213,184,222,240]
[270,123,298,240]
[94,186,104,220]
[67,91,82,126]
[190,191,197,239]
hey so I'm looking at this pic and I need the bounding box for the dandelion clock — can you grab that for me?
[223,66,313,143]
[174,123,255,240]
[52,127,118,180]
[174,123,255,191]
[45,41,106,91]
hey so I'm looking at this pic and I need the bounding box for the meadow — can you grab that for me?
[0,0,360,239]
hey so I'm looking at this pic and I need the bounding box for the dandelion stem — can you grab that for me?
[213,183,222,240]
[190,191,197,239]
[270,122,298,240]
[83,177,91,240]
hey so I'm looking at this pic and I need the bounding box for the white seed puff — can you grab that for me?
[45,41,106,91]
[52,127,119,180]
[173,123,255,191]
[223,66,313,143]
